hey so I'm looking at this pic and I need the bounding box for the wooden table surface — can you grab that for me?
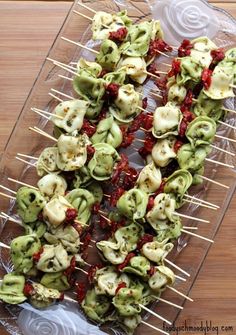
[0,1,236,335]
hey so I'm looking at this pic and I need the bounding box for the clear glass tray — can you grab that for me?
[0,0,235,334]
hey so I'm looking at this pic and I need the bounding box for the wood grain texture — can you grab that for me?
[0,1,236,335]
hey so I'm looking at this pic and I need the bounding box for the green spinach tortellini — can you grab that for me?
[56,134,90,171]
[88,143,120,181]
[28,282,61,309]
[86,182,103,204]
[193,91,224,121]
[117,188,148,221]
[109,84,141,123]
[148,265,175,292]
[136,162,162,194]
[37,147,59,177]
[73,72,105,103]
[82,288,111,323]
[186,116,216,148]
[0,273,26,304]
[65,188,95,225]
[141,238,174,263]
[119,315,142,335]
[36,244,71,273]
[44,225,81,254]
[23,220,47,239]
[176,57,203,85]
[177,144,211,174]
[51,99,88,133]
[122,256,151,278]
[76,58,102,78]
[72,166,92,188]
[91,115,123,148]
[11,234,41,274]
[152,102,182,139]
[40,271,70,291]
[37,174,67,199]
[96,40,120,71]
[104,67,127,85]
[16,187,46,223]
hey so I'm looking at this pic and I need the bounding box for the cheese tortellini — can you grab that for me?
[28,282,61,309]
[37,174,67,199]
[16,187,46,223]
[152,102,182,139]
[136,162,162,194]
[0,273,26,305]
[190,36,217,67]
[151,136,176,167]
[186,116,216,148]
[57,134,90,171]
[168,83,187,104]
[117,188,148,221]
[141,238,174,263]
[43,195,72,227]
[109,84,141,123]
[37,147,59,177]
[148,265,175,292]
[88,143,120,181]
[36,244,71,273]
[91,115,123,148]
[118,57,147,84]
[51,100,88,133]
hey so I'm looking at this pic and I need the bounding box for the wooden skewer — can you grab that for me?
[73,9,109,28]
[222,107,236,114]
[218,120,236,131]
[17,153,38,160]
[49,92,63,102]
[182,226,198,230]
[15,156,37,167]
[77,2,97,14]
[156,50,170,58]
[0,242,11,250]
[215,134,236,143]
[143,70,168,78]
[197,175,229,189]
[32,109,51,121]
[150,91,163,99]
[184,198,217,210]
[166,285,193,302]
[161,62,171,67]
[99,213,111,223]
[181,229,214,243]
[8,178,38,191]
[173,212,210,224]
[47,59,79,78]
[152,295,183,310]
[64,295,78,303]
[75,267,88,275]
[91,239,96,243]
[61,36,99,55]
[205,158,234,169]
[183,194,219,209]
[175,274,187,281]
[59,74,73,81]
[139,304,172,325]
[83,260,91,266]
[31,108,63,120]
[210,144,235,157]
[0,185,16,195]
[140,320,169,335]
[29,127,57,142]
[164,258,190,277]
[0,212,23,226]
[51,88,74,101]
[47,57,77,72]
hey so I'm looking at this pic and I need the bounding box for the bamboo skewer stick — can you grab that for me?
[205,158,234,169]
[183,198,217,210]
[73,9,109,28]
[51,88,74,101]
[150,91,163,99]
[8,178,38,191]
[181,229,214,243]
[77,2,97,14]
[215,134,236,143]
[15,156,37,167]
[0,185,16,195]
[29,127,57,142]
[173,212,210,223]
[17,153,38,160]
[182,226,198,230]
[197,175,229,189]
[166,285,193,302]
[31,108,63,120]
[139,304,172,325]
[210,144,235,157]
[0,242,11,250]
[140,320,169,335]
[49,93,63,102]
[47,59,78,78]
[222,107,236,114]
[164,259,190,277]
[183,194,219,209]
[0,212,23,226]
[47,57,77,71]
[75,267,88,275]
[32,109,50,121]
[59,74,73,81]
[218,120,236,131]
[61,36,99,55]
[175,274,187,281]
[152,296,183,310]
[143,70,168,78]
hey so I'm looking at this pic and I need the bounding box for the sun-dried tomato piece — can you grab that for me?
[148,39,172,57]
[123,167,139,190]
[148,266,156,277]
[86,145,95,162]
[80,233,92,252]
[115,282,127,295]
[201,68,213,90]
[154,180,166,196]
[59,293,64,301]
[110,187,125,207]
[91,202,100,215]
[65,208,78,225]
[180,90,193,113]
[103,83,120,101]
[23,283,34,297]
[168,59,181,78]
[155,76,167,91]
[97,107,108,122]
[146,196,155,212]
[109,27,128,43]
[98,216,111,229]
[81,120,96,137]
[182,110,195,123]
[37,211,43,222]
[117,253,136,272]
[32,247,44,263]
[179,119,188,138]
[98,69,108,78]
[174,139,184,153]
[119,126,135,148]
[87,264,103,284]
[147,63,160,77]
[143,113,153,130]
[142,97,148,110]
[112,154,129,183]
[76,282,86,304]
[210,48,225,65]
[178,39,193,57]
[138,146,150,159]
[128,113,146,133]
[63,256,76,279]
[137,234,154,250]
